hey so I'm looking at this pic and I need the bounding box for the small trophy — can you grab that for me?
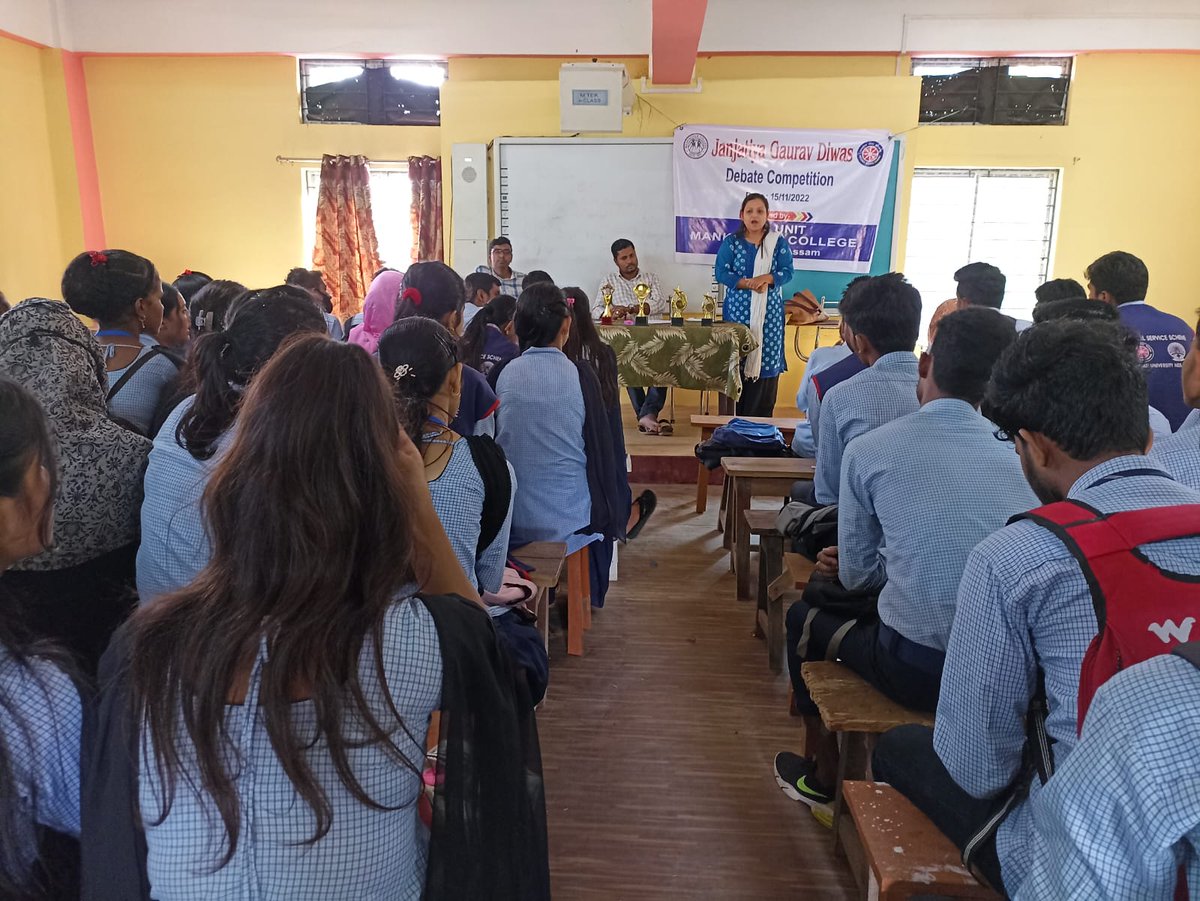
[600,284,615,325]
[670,287,687,326]
[633,282,651,326]
[700,292,717,327]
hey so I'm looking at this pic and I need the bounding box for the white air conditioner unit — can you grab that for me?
[559,63,632,133]
[451,142,488,270]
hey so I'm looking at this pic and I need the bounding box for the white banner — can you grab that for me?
[673,125,893,273]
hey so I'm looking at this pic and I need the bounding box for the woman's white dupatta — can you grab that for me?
[744,230,780,380]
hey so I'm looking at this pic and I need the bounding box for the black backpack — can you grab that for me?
[465,435,513,555]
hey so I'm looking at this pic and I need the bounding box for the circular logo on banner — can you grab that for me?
[683,133,709,159]
[1169,341,1188,362]
[856,141,885,167]
[1137,342,1155,364]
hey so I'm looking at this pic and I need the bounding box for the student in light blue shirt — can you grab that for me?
[775,308,1035,813]
[813,273,923,504]
[1017,649,1200,901]
[873,320,1200,896]
[792,342,851,457]
[1151,312,1200,489]
[0,378,84,897]
[137,287,327,604]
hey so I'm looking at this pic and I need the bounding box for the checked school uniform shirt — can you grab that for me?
[1150,418,1200,491]
[813,352,919,504]
[1016,653,1200,900]
[934,456,1200,896]
[837,399,1037,652]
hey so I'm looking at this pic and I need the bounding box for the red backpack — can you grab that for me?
[1016,499,1200,732]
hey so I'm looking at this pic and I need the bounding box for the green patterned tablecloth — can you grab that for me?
[597,322,758,400]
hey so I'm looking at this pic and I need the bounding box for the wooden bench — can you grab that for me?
[511,541,567,656]
[720,456,815,603]
[691,414,803,514]
[799,661,935,848]
[840,782,1000,900]
[756,552,818,674]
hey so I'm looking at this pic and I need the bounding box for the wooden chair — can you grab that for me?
[799,661,935,849]
[690,415,803,514]
[840,782,1001,900]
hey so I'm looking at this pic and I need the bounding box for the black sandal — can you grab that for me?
[626,490,657,541]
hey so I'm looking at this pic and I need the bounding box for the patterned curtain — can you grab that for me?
[313,154,382,319]
[409,156,444,262]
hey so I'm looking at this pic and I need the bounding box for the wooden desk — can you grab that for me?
[744,509,785,673]
[511,541,567,654]
[691,415,804,514]
[721,456,815,603]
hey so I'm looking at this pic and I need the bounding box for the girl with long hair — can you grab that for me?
[136,286,327,604]
[380,317,547,701]
[393,262,499,438]
[84,336,548,899]
[0,378,84,900]
[459,294,518,377]
[713,193,795,416]
[61,249,180,436]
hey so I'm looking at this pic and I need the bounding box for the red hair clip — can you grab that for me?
[88,251,108,267]
[566,296,575,308]
[402,286,423,306]
[183,268,193,275]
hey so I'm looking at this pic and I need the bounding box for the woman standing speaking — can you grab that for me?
[714,193,795,416]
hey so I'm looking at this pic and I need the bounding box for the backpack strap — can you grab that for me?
[1172,641,1200,671]
[106,345,182,403]
[465,435,512,556]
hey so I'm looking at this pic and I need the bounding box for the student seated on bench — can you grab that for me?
[1016,647,1200,900]
[774,308,1036,811]
[810,273,923,505]
[1151,309,1200,490]
[790,279,863,458]
[873,321,1200,897]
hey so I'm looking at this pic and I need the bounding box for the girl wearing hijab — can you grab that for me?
[349,269,405,356]
[0,299,151,670]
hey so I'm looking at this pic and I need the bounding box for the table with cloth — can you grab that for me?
[597,322,758,401]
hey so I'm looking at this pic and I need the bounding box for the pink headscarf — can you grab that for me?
[348,269,405,354]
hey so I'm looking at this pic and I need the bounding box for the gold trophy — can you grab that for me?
[700,292,717,327]
[600,284,615,325]
[670,287,687,326]
[633,282,651,326]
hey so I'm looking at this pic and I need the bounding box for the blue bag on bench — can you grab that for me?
[695,418,790,470]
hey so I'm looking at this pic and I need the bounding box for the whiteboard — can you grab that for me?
[493,138,715,306]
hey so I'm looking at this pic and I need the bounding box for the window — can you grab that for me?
[301,167,414,269]
[913,57,1071,126]
[903,168,1059,337]
[300,60,446,125]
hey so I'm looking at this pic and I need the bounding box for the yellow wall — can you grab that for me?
[83,55,440,288]
[0,36,83,303]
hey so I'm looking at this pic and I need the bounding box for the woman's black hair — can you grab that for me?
[61,249,159,323]
[173,271,213,303]
[378,317,461,444]
[521,270,554,291]
[394,261,465,326]
[188,279,247,335]
[734,193,772,249]
[160,281,184,318]
[562,287,618,409]
[175,285,326,460]
[0,377,74,897]
[459,295,517,372]
[514,283,570,351]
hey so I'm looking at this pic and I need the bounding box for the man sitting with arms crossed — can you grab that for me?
[811,272,922,505]
[873,320,1200,897]
[463,271,501,328]
[775,308,1036,816]
[594,238,670,435]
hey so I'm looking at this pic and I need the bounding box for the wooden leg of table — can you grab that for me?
[581,544,592,630]
[734,488,752,599]
[762,534,785,672]
[832,732,871,859]
[726,477,738,565]
[566,550,585,657]
[717,471,729,536]
[696,461,709,515]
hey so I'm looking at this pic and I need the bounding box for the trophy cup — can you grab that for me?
[670,287,687,326]
[600,284,615,325]
[700,292,717,327]
[633,282,651,326]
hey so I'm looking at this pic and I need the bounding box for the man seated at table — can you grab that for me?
[594,238,670,435]
[812,273,923,505]
[774,307,1035,815]
[475,236,526,296]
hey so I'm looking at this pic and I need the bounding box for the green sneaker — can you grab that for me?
[774,751,834,810]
